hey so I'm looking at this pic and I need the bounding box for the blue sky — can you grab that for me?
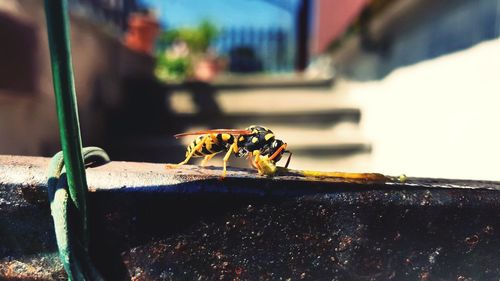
[138,0,298,30]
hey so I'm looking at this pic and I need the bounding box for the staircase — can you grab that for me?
[111,76,372,172]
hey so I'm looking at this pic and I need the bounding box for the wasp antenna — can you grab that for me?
[284,150,292,168]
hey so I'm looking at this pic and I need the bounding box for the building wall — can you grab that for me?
[0,0,154,156]
[336,0,500,80]
[381,0,500,75]
[311,0,368,56]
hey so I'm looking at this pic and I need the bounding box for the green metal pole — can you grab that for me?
[44,2,108,279]
[44,0,89,257]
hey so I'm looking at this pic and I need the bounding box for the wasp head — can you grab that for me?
[264,139,290,168]
[267,139,285,162]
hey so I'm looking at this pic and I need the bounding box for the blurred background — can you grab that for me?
[1,0,500,180]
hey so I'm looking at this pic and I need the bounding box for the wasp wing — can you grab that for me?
[174,129,253,139]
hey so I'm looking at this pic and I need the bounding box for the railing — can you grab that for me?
[214,27,294,73]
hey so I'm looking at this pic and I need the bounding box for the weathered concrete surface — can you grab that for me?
[0,156,65,280]
[2,155,500,280]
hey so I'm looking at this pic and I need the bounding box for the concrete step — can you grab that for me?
[168,74,334,90]
[129,80,373,172]
[169,89,355,114]
[169,109,360,129]
[166,84,362,130]
[216,89,352,114]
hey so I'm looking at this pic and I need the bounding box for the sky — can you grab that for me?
[138,0,298,30]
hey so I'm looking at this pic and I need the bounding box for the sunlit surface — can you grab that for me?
[348,39,500,180]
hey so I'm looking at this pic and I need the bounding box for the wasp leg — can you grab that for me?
[201,154,215,166]
[221,142,238,178]
[248,156,258,170]
[252,150,264,175]
[167,136,208,169]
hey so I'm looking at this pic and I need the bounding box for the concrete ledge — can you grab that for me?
[3,155,500,194]
[2,155,500,280]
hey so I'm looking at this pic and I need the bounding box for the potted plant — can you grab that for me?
[155,20,221,82]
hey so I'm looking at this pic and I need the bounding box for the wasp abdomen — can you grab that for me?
[186,133,234,157]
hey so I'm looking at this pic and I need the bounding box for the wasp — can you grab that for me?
[169,125,292,177]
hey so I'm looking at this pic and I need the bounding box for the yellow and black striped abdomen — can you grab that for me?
[185,133,234,157]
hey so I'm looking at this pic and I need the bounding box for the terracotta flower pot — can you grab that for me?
[124,13,160,55]
[193,57,220,82]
